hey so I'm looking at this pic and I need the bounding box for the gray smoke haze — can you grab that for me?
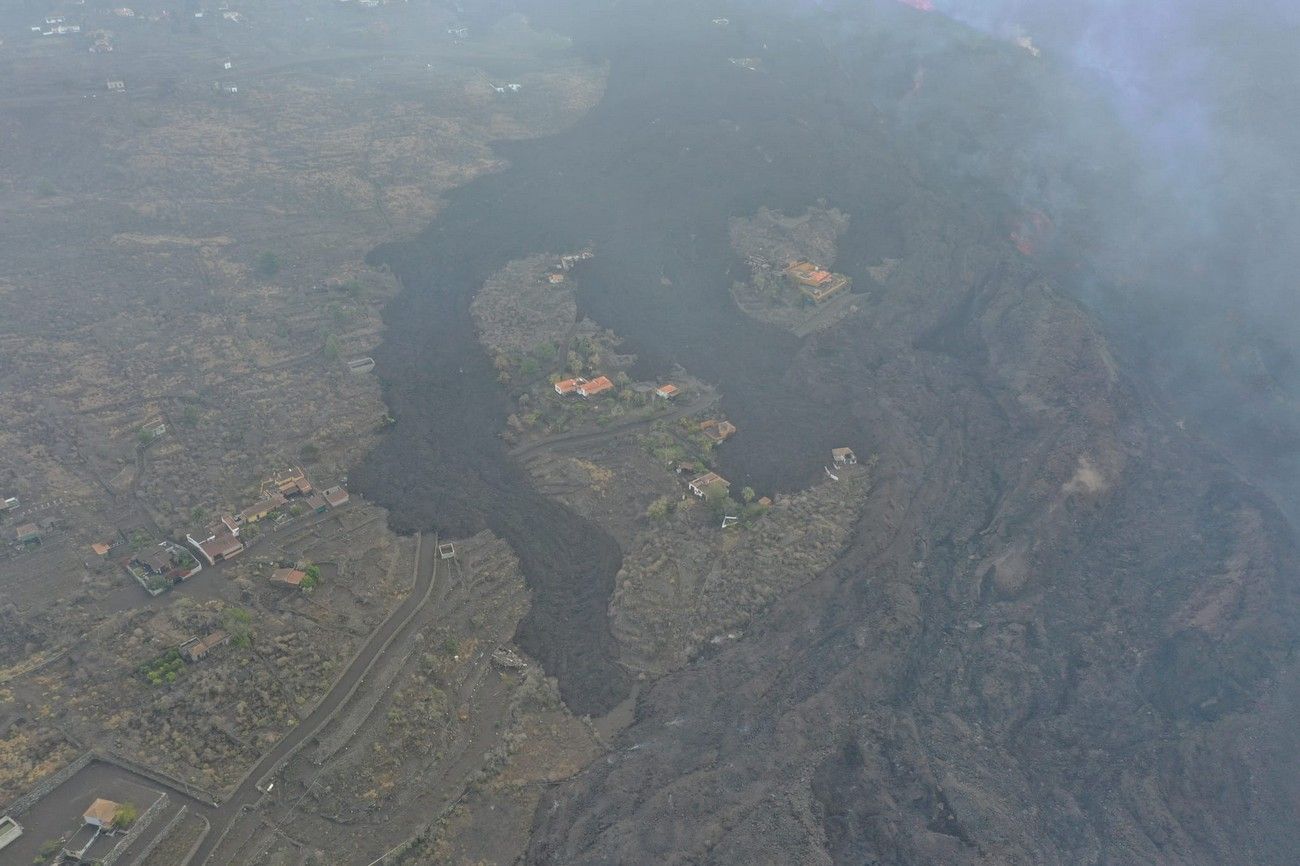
[851,0,1300,518]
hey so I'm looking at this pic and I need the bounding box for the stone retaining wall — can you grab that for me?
[3,750,93,816]
[102,792,168,866]
[126,804,187,866]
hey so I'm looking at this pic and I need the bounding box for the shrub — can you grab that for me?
[223,606,253,647]
[139,649,185,686]
[112,802,139,829]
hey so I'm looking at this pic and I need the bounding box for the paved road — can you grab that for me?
[190,532,437,865]
[508,388,719,460]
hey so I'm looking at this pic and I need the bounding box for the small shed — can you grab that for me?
[832,447,857,467]
[0,815,22,852]
[271,567,307,587]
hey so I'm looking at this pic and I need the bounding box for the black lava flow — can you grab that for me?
[352,4,905,716]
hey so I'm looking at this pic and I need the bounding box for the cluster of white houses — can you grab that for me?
[187,469,350,565]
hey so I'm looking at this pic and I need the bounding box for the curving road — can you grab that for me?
[189,532,438,865]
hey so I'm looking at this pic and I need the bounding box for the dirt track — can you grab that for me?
[190,533,436,865]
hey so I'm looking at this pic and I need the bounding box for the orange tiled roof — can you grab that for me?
[84,799,121,825]
[578,376,614,396]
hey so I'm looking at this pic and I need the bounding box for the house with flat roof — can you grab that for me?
[577,376,614,397]
[688,472,730,498]
[132,547,174,575]
[0,816,22,853]
[832,447,857,466]
[187,529,244,566]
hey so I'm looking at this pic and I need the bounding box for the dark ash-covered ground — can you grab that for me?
[355,0,1298,861]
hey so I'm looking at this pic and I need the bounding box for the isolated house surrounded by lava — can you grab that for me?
[784,260,851,304]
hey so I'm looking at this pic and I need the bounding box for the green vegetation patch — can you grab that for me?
[139,648,185,687]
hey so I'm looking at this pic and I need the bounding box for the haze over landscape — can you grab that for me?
[0,1,1296,864]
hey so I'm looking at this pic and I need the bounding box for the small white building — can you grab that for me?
[0,816,22,853]
[688,472,729,498]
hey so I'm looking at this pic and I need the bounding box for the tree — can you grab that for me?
[703,483,733,518]
[191,506,206,525]
[299,442,320,463]
[112,802,139,829]
[254,251,281,278]
[223,606,253,647]
[323,333,341,361]
[741,486,756,503]
[182,405,200,426]
[647,497,674,521]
